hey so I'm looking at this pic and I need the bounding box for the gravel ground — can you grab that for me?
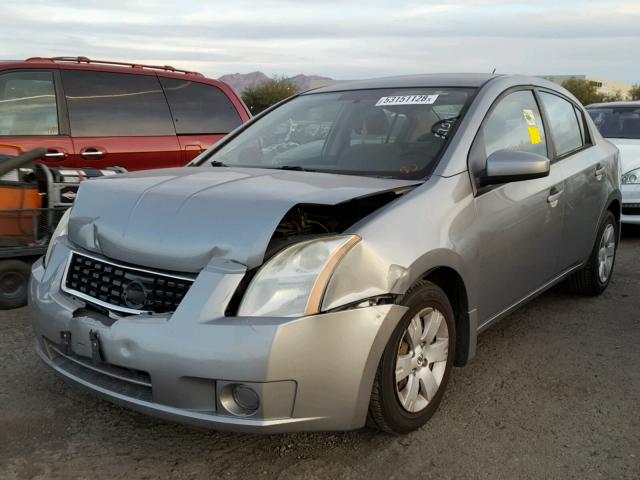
[1,227,639,480]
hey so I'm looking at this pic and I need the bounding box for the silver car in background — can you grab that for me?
[30,74,621,434]
[587,101,640,224]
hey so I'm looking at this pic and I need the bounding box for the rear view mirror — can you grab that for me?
[480,150,550,186]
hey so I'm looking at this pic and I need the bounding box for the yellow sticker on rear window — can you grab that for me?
[528,127,542,145]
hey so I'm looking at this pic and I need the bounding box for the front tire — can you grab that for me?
[566,211,617,296]
[368,280,455,434]
[0,259,31,309]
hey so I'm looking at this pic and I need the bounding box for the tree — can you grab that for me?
[241,77,299,114]
[629,83,640,101]
[561,77,607,105]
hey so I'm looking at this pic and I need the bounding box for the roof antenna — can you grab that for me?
[491,67,496,74]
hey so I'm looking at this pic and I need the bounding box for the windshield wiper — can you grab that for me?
[210,160,227,167]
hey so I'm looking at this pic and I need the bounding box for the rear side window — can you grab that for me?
[479,90,547,158]
[0,71,58,136]
[159,78,242,134]
[61,71,175,137]
[539,92,583,156]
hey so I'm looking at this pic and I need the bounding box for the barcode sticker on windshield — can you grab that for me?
[375,94,439,107]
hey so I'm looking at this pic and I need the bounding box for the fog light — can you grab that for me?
[233,385,260,412]
[220,383,260,416]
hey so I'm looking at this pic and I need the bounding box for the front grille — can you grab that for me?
[622,203,640,216]
[64,252,193,314]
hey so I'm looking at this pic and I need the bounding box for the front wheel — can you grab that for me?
[566,211,618,296]
[368,280,455,434]
[0,259,31,309]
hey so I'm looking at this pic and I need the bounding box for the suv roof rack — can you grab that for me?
[25,56,203,76]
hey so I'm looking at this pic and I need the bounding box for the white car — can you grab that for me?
[588,101,640,224]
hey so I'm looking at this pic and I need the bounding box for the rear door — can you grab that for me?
[537,91,604,270]
[60,69,180,170]
[470,89,565,321]
[0,69,74,164]
[158,77,244,163]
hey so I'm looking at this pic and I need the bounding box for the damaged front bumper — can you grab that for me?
[29,240,406,433]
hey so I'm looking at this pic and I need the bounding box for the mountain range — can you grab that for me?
[217,71,337,94]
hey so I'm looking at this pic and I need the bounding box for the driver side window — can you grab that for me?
[481,90,548,159]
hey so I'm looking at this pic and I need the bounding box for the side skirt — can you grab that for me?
[477,263,584,334]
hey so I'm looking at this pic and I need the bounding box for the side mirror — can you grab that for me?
[480,150,550,186]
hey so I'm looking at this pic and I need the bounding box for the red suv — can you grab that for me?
[0,57,250,170]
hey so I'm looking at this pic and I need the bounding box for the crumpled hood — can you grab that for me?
[68,167,419,272]
[607,138,640,173]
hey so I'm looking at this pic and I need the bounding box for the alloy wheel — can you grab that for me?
[597,223,615,283]
[395,307,449,413]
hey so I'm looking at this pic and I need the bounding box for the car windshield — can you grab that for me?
[202,88,475,179]
[587,106,640,139]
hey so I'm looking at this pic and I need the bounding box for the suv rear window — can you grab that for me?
[0,71,58,136]
[61,71,175,137]
[159,78,242,134]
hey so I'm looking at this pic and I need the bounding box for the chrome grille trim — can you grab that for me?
[61,251,195,315]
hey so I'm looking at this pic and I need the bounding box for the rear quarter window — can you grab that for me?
[159,78,242,134]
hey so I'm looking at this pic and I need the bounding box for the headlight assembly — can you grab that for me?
[622,167,640,185]
[238,235,360,317]
[44,208,71,268]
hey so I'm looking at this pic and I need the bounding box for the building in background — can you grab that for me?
[540,75,632,99]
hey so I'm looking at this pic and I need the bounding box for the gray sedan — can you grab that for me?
[30,74,621,434]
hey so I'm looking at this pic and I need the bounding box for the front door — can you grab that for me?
[0,69,74,166]
[470,89,565,322]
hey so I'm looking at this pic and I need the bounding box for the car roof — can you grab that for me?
[586,100,640,109]
[307,73,502,93]
[0,56,204,77]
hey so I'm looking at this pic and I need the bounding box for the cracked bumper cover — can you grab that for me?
[29,240,406,433]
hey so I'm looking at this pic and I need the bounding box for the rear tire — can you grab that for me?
[0,259,31,309]
[566,211,617,296]
[368,280,455,434]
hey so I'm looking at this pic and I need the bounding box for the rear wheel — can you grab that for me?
[566,211,617,296]
[368,281,455,434]
[0,259,31,309]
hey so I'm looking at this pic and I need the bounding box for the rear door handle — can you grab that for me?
[80,148,105,160]
[595,164,606,179]
[547,187,564,207]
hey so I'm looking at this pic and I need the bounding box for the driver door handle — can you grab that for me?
[547,187,564,207]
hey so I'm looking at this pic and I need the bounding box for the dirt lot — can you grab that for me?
[1,228,639,480]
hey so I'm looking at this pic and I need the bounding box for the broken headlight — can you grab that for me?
[238,235,360,317]
[44,208,70,268]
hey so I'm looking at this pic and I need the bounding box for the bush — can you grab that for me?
[241,77,299,114]
[629,83,640,101]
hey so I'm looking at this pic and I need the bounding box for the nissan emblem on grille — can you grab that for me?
[122,280,147,310]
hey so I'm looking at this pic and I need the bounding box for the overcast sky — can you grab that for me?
[1,0,639,83]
